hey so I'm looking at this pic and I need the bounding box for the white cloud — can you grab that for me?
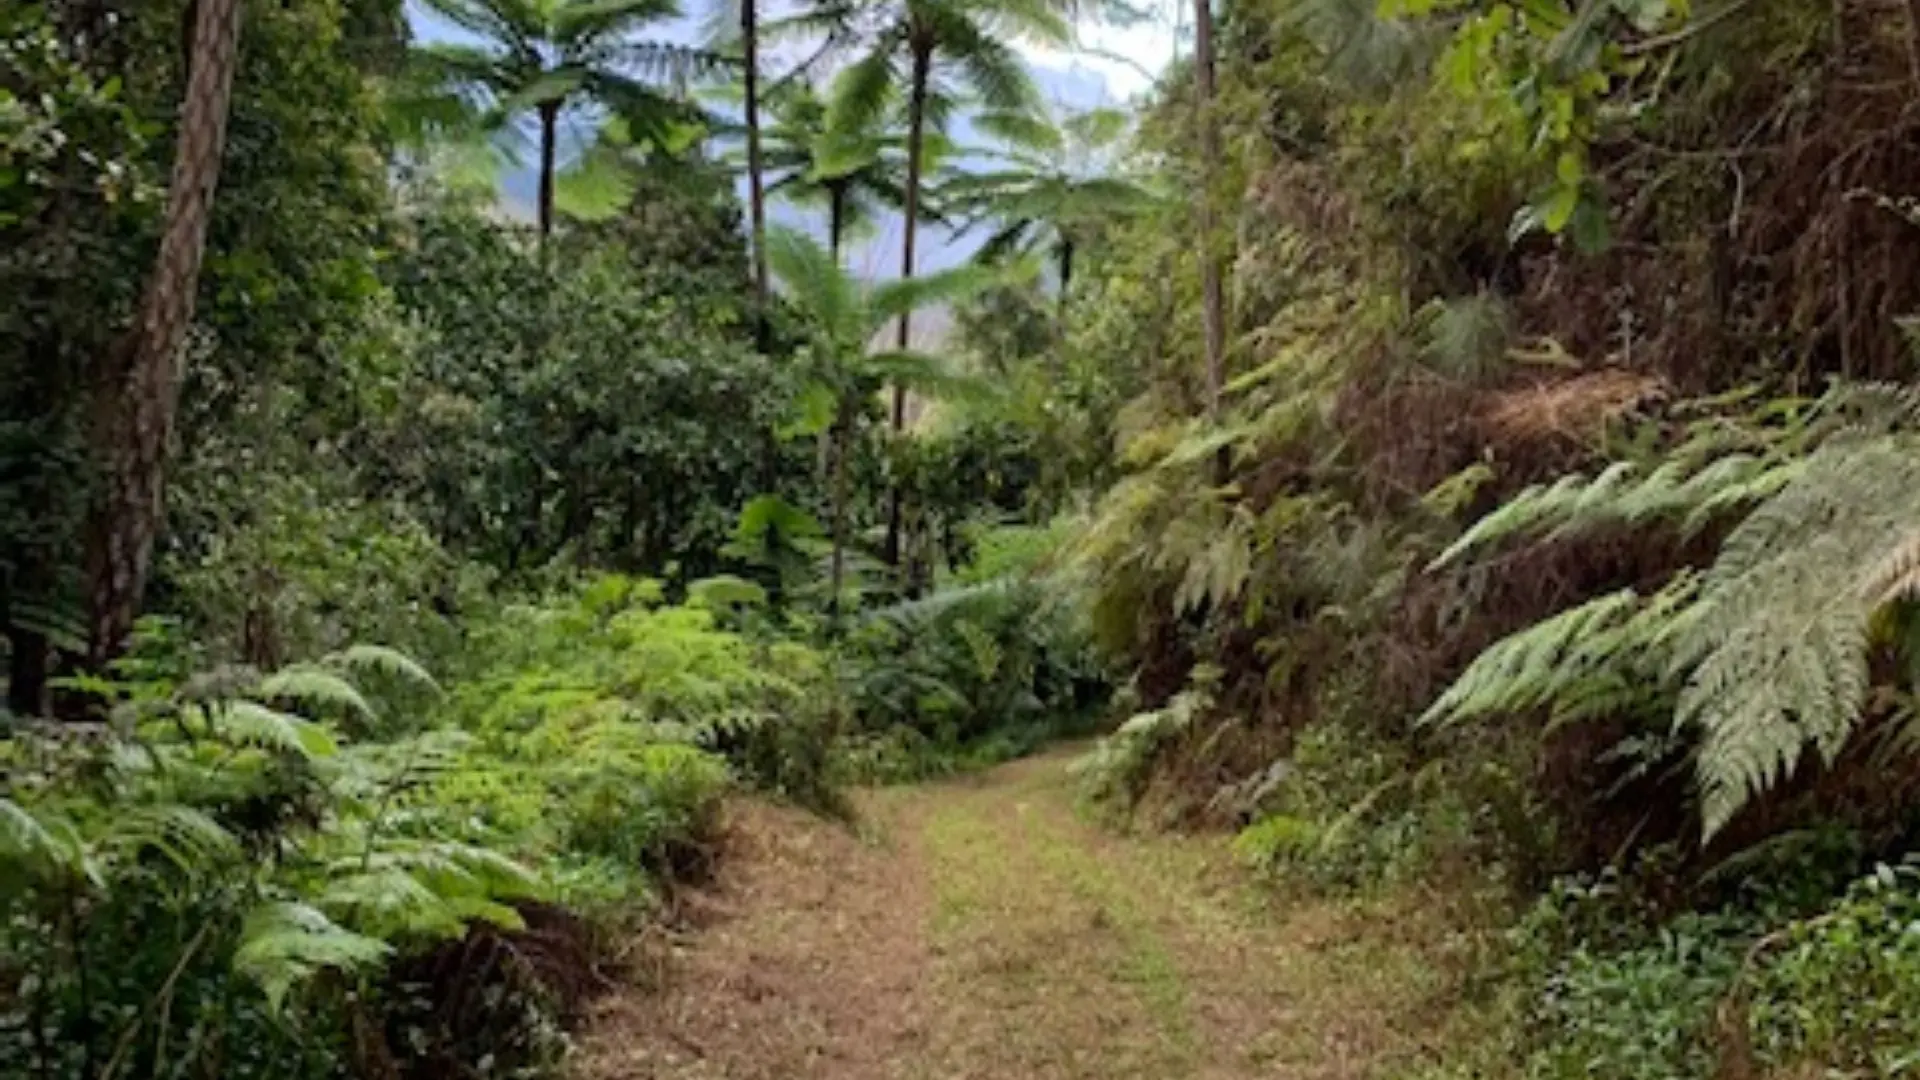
[1019,3,1179,103]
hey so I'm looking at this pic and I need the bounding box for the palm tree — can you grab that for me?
[825,0,1070,565]
[757,84,912,259]
[741,0,768,303]
[408,0,722,243]
[84,0,244,668]
[948,106,1156,321]
[763,226,994,618]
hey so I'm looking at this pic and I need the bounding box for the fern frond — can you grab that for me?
[0,797,92,885]
[258,665,375,720]
[1672,437,1920,835]
[102,804,242,876]
[215,701,339,760]
[235,901,391,1011]
[325,644,442,694]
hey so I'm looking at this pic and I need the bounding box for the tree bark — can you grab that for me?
[743,0,769,303]
[827,392,854,625]
[83,0,243,668]
[537,99,559,243]
[883,39,933,571]
[828,183,847,262]
[1192,0,1227,484]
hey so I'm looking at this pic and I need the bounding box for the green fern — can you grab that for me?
[234,900,391,1011]
[0,796,91,885]
[1421,575,1701,731]
[258,664,375,720]
[1434,397,1920,835]
[212,700,340,760]
[325,643,442,694]
[1669,436,1920,834]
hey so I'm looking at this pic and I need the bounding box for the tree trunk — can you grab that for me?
[884,40,933,571]
[1058,235,1074,326]
[827,392,854,626]
[83,0,243,668]
[828,184,847,262]
[1192,0,1227,483]
[6,627,49,718]
[537,100,559,244]
[743,0,768,303]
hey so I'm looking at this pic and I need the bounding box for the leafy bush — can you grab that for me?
[0,642,539,1080]
[838,563,1109,782]
[448,573,840,811]
[1227,722,1520,892]
[1073,670,1214,813]
[1745,859,1920,1072]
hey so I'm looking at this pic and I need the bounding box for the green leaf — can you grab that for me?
[218,700,340,760]
[259,664,375,719]
[779,380,839,440]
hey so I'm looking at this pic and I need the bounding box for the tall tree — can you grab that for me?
[827,0,1068,567]
[408,0,717,243]
[740,0,769,301]
[949,106,1156,322]
[762,226,991,620]
[1192,0,1226,476]
[757,84,910,259]
[84,0,245,667]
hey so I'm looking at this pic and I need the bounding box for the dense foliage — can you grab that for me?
[10,0,1920,1071]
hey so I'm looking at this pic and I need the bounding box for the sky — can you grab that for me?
[411,0,1179,285]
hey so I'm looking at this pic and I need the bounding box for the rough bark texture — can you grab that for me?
[84,0,243,667]
[1193,0,1226,483]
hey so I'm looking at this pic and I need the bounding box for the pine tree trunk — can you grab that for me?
[743,0,768,302]
[83,0,243,667]
[1192,0,1227,483]
[537,100,559,244]
[883,39,933,572]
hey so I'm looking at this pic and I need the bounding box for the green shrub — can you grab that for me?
[1746,860,1920,1072]
[0,644,539,1080]
[450,573,840,809]
[840,560,1110,781]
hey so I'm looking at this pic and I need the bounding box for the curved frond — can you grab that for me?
[235,901,391,1012]
[259,665,375,720]
[217,701,340,760]
[326,644,442,695]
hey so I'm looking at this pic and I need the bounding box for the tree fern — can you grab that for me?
[234,900,391,1011]
[1436,397,1920,836]
[324,643,442,695]
[212,700,340,760]
[1670,436,1920,834]
[1420,577,1699,731]
[257,664,375,721]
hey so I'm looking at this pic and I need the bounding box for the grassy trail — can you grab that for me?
[572,748,1479,1080]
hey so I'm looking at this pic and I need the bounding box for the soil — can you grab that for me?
[569,748,1490,1080]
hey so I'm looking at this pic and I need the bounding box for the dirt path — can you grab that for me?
[571,748,1482,1080]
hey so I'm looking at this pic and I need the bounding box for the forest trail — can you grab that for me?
[570,747,1479,1080]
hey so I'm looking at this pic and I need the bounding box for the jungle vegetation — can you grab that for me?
[6,0,1920,1073]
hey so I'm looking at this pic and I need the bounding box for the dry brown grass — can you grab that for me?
[569,750,1502,1080]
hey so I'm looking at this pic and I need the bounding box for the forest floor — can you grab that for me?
[570,746,1492,1080]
